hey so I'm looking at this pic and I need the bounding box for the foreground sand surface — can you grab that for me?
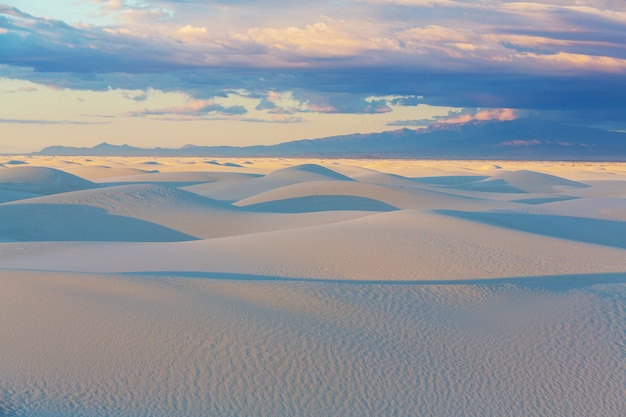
[1,156,625,416]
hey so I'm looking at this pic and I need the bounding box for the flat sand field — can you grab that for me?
[1,156,625,416]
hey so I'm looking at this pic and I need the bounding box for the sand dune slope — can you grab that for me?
[0,166,95,195]
[439,209,626,249]
[3,209,626,280]
[494,196,626,221]
[65,165,161,181]
[1,270,624,417]
[0,202,197,242]
[194,163,354,202]
[240,194,399,213]
[443,169,589,193]
[0,188,40,203]
[234,180,507,211]
[1,183,375,240]
[99,170,261,186]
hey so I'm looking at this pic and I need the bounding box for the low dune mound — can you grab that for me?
[352,171,429,187]
[446,170,589,193]
[235,180,501,211]
[438,208,626,249]
[0,184,230,241]
[0,166,95,195]
[14,183,236,216]
[6,209,626,280]
[241,195,399,213]
[509,197,626,222]
[66,165,160,181]
[10,183,371,239]
[565,182,626,198]
[324,163,421,186]
[412,175,490,186]
[206,160,244,168]
[0,203,196,242]
[102,171,261,186]
[270,164,355,182]
[191,164,357,202]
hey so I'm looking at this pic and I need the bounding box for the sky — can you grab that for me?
[1,0,626,153]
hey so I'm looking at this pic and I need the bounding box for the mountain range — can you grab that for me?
[34,118,626,160]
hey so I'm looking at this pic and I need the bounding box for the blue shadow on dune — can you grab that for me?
[0,204,197,242]
[411,175,490,185]
[437,209,626,249]
[121,271,626,291]
[241,195,399,213]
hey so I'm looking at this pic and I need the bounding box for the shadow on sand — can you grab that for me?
[122,271,626,292]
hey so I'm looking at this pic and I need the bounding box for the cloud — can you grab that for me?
[270,114,304,123]
[235,21,368,58]
[440,108,519,124]
[389,95,424,106]
[122,90,149,101]
[2,1,626,131]
[93,0,124,14]
[255,90,301,114]
[519,52,626,73]
[389,108,520,126]
[3,3,625,74]
[125,99,248,119]
[177,24,208,39]
[294,93,393,114]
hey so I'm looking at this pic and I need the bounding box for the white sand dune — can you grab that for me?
[0,166,95,195]
[438,209,626,249]
[0,204,195,242]
[328,163,432,187]
[192,163,354,202]
[240,194,400,213]
[1,157,625,417]
[1,159,29,165]
[439,169,589,193]
[1,183,375,240]
[506,196,626,221]
[99,170,261,186]
[3,209,626,279]
[65,165,161,181]
[565,180,626,198]
[234,179,509,211]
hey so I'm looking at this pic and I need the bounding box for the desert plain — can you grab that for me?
[1,155,625,416]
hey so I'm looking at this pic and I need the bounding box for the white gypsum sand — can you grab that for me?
[1,156,625,417]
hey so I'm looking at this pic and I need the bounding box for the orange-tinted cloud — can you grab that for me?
[439,108,518,124]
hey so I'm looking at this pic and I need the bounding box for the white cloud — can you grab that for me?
[439,108,519,124]
[519,51,626,72]
[177,24,207,36]
[235,21,374,58]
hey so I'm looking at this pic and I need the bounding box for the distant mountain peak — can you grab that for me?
[93,142,133,149]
